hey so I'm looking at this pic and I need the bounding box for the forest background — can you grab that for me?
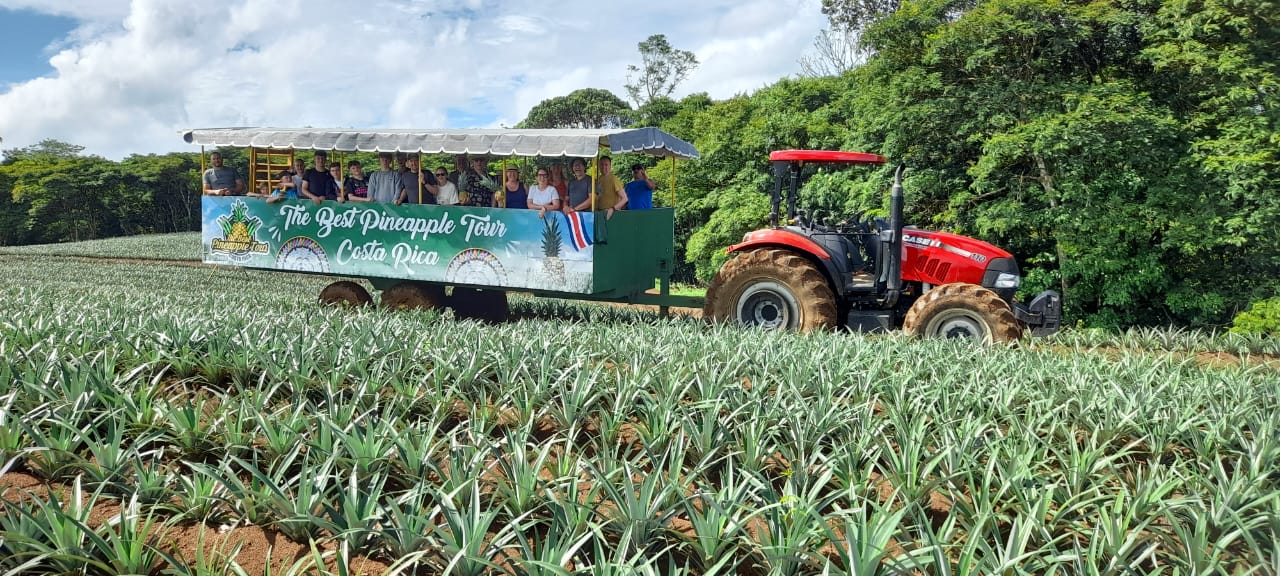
[1,0,1275,330]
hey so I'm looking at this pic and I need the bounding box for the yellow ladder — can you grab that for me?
[249,149,294,194]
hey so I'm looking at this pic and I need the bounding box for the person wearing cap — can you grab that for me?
[594,156,628,219]
[368,152,406,204]
[624,163,657,210]
[460,156,498,207]
[266,171,300,204]
[201,152,245,196]
[302,151,340,205]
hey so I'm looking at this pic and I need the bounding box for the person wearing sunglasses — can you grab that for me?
[528,168,562,216]
[434,166,460,205]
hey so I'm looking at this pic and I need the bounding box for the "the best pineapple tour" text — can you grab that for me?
[277,204,508,275]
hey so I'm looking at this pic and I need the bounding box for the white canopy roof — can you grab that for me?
[182,127,700,159]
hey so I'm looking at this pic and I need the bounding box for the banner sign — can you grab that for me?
[201,197,596,293]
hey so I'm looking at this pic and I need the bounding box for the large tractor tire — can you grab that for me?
[449,288,509,323]
[902,283,1022,343]
[704,249,838,332]
[380,281,445,311]
[318,281,372,307]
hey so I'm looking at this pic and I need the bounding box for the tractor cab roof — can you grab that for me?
[769,150,886,164]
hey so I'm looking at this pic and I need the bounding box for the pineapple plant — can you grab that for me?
[541,214,566,284]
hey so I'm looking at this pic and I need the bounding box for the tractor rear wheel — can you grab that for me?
[449,288,509,323]
[902,283,1022,343]
[380,282,445,311]
[704,249,837,332]
[318,281,372,307]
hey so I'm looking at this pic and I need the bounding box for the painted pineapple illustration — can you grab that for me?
[541,214,566,283]
[219,201,260,246]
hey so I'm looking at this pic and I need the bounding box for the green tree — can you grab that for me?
[850,0,1278,326]
[672,75,858,281]
[121,153,202,233]
[518,88,633,129]
[1,139,86,164]
[0,170,30,246]
[624,34,699,107]
[5,153,128,243]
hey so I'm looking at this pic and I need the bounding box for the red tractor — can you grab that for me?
[704,150,1062,341]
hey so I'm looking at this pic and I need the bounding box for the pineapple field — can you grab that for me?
[1,236,1279,574]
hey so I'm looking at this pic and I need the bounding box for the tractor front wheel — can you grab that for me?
[704,249,837,332]
[381,282,445,311]
[318,281,372,307]
[902,283,1022,343]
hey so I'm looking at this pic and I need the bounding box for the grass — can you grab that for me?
[651,279,707,297]
[0,232,201,261]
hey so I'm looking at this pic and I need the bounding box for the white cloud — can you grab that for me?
[0,0,827,159]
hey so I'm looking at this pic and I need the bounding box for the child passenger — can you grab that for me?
[250,180,271,198]
[344,160,370,202]
[266,172,300,203]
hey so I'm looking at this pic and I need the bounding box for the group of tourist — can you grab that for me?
[203,150,658,215]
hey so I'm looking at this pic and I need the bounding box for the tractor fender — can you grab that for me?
[727,229,844,293]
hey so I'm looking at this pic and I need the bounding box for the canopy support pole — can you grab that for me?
[669,156,676,207]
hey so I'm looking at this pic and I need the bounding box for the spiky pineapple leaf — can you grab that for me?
[542,214,562,258]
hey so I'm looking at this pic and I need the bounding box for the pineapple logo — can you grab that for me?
[211,200,270,262]
[540,214,566,284]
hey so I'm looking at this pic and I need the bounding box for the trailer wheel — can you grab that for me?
[450,288,509,323]
[381,282,445,311]
[318,281,372,307]
[902,283,1022,343]
[704,249,837,332]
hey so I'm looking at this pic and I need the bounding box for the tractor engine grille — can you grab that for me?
[917,257,950,283]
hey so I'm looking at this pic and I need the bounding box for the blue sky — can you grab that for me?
[0,0,829,159]
[0,8,77,87]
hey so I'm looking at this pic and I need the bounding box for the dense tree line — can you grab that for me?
[617,0,1276,328]
[0,140,204,246]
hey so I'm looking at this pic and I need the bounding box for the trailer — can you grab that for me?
[187,127,703,321]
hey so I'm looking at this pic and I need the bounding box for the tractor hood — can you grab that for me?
[901,228,1015,288]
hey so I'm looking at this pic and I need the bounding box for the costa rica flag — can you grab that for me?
[558,211,593,251]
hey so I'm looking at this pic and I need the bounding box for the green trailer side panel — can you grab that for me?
[201,197,599,293]
[200,197,676,299]
[591,208,675,297]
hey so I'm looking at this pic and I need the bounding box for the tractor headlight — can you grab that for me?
[993,272,1020,289]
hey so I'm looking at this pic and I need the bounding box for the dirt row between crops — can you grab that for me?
[0,472,393,574]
